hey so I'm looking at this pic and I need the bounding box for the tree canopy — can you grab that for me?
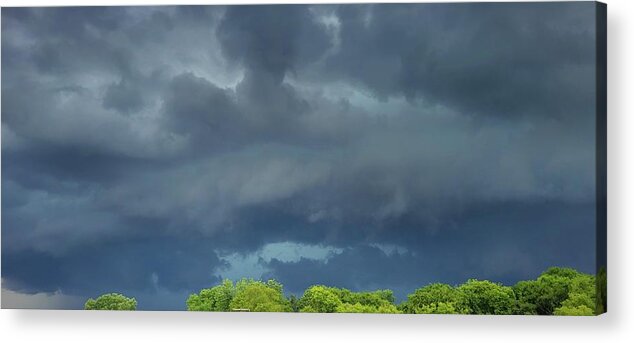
[298,285,400,313]
[457,279,516,315]
[298,285,342,313]
[84,293,137,311]
[513,267,597,315]
[229,279,290,312]
[89,266,603,315]
[186,279,235,311]
[186,278,289,312]
[401,283,466,314]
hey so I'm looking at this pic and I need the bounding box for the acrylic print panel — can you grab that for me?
[1,2,607,315]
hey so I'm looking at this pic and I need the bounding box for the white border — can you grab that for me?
[1,0,632,342]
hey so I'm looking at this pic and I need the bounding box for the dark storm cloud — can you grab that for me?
[264,245,420,296]
[6,7,131,75]
[214,5,333,141]
[103,79,145,114]
[2,235,226,295]
[1,3,598,309]
[264,201,596,300]
[217,5,331,82]
[321,3,596,119]
[162,72,241,148]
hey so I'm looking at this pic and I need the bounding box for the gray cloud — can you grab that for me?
[217,5,332,82]
[318,3,596,120]
[264,201,595,300]
[103,78,145,114]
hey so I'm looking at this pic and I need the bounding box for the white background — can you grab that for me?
[0,0,632,342]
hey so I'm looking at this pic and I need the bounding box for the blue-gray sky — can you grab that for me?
[1,3,598,310]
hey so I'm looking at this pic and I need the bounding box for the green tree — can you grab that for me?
[229,279,290,312]
[300,286,401,313]
[541,267,583,279]
[567,272,596,297]
[288,294,300,312]
[337,289,396,308]
[84,293,137,311]
[416,302,462,314]
[514,267,597,315]
[458,279,516,315]
[554,304,595,316]
[299,285,342,313]
[335,288,396,309]
[553,273,596,316]
[514,274,572,315]
[186,279,235,311]
[513,267,596,315]
[179,266,599,315]
[402,283,465,314]
[558,292,594,309]
[336,302,401,314]
[513,280,540,314]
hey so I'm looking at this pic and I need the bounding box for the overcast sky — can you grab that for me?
[2,3,598,310]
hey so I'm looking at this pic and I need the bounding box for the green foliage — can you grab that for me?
[265,279,284,294]
[288,295,300,312]
[94,266,602,316]
[299,285,400,313]
[402,283,465,314]
[513,277,574,315]
[559,292,594,309]
[336,302,401,314]
[299,285,342,313]
[514,270,574,315]
[229,279,290,312]
[187,278,289,312]
[458,280,516,315]
[186,279,234,311]
[416,302,463,314]
[84,293,137,311]
[553,304,595,316]
[541,267,583,279]
[337,289,396,306]
[335,288,396,309]
[529,274,570,314]
[512,280,540,314]
[568,274,596,302]
[514,267,598,316]
[552,272,596,316]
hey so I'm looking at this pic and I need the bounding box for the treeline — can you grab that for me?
[84,266,607,315]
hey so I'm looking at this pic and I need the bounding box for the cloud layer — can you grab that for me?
[2,3,597,309]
